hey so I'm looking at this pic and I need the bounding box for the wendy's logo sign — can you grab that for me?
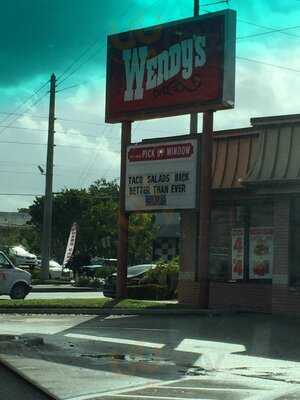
[123,35,206,102]
[106,10,236,123]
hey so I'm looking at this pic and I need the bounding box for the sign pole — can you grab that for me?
[198,110,213,307]
[116,121,132,299]
[194,0,213,308]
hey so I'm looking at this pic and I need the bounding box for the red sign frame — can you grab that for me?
[105,10,236,123]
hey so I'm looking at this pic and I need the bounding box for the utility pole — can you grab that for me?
[41,73,56,281]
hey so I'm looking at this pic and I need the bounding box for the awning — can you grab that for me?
[212,129,259,189]
[246,121,300,185]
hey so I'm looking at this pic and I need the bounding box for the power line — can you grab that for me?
[0,80,49,126]
[56,117,105,126]
[0,111,48,119]
[57,48,102,88]
[55,0,155,88]
[56,81,91,93]
[238,19,300,39]
[78,126,111,186]
[0,124,106,139]
[57,39,100,83]
[237,23,300,40]
[237,56,300,73]
[0,140,46,146]
[0,140,120,152]
[0,193,44,197]
[0,90,49,136]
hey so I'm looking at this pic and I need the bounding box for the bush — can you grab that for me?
[142,257,179,298]
[95,266,115,279]
[128,284,168,300]
[75,276,104,289]
[75,277,92,287]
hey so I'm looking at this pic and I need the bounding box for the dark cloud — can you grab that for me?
[0,0,135,86]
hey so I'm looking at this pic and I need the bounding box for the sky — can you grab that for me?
[1,0,300,211]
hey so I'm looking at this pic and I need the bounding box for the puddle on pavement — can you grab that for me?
[80,352,174,365]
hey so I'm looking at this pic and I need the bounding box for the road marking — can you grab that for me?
[174,338,245,354]
[65,333,165,349]
[65,378,187,400]
[103,395,208,400]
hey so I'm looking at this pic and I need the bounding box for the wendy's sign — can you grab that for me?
[105,10,236,123]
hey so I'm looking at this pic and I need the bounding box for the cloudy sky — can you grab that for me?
[1,0,300,211]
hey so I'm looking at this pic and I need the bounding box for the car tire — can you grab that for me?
[10,283,29,300]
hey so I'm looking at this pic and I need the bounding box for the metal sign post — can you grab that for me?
[116,121,132,299]
[197,110,213,307]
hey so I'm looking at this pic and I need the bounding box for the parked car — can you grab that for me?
[91,257,117,268]
[36,259,73,280]
[0,251,31,299]
[81,264,105,278]
[48,261,73,280]
[103,263,156,298]
[9,245,37,269]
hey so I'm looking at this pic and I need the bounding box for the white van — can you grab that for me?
[9,245,37,268]
[0,251,31,299]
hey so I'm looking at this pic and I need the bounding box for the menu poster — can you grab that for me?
[249,227,273,279]
[231,228,244,280]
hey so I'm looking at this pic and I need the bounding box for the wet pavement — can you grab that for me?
[1,313,300,399]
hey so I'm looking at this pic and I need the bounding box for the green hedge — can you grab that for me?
[127,284,168,300]
[142,257,179,298]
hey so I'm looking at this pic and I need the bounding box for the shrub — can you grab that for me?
[76,277,92,287]
[75,276,104,289]
[128,284,168,300]
[95,266,115,279]
[142,257,179,298]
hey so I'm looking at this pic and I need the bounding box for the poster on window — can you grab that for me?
[231,228,244,280]
[249,227,273,279]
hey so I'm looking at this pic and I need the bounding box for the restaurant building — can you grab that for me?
[153,113,300,314]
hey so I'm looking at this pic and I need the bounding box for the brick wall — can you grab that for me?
[272,286,300,315]
[209,282,272,312]
[178,280,201,305]
[272,198,291,314]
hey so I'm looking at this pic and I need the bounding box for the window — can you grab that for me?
[209,207,232,281]
[250,202,273,227]
[0,253,12,268]
[290,198,300,286]
[209,202,273,282]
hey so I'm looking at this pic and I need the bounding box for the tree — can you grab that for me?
[27,179,156,264]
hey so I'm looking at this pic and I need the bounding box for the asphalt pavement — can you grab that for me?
[1,313,300,399]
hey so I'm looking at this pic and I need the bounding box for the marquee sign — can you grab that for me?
[106,10,236,123]
[126,139,198,211]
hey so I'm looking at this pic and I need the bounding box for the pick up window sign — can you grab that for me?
[105,10,236,123]
[126,139,198,211]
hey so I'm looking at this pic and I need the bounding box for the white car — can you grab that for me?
[0,251,31,299]
[49,260,72,280]
[9,245,37,268]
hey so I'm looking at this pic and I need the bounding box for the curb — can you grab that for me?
[0,355,59,399]
[0,307,235,316]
